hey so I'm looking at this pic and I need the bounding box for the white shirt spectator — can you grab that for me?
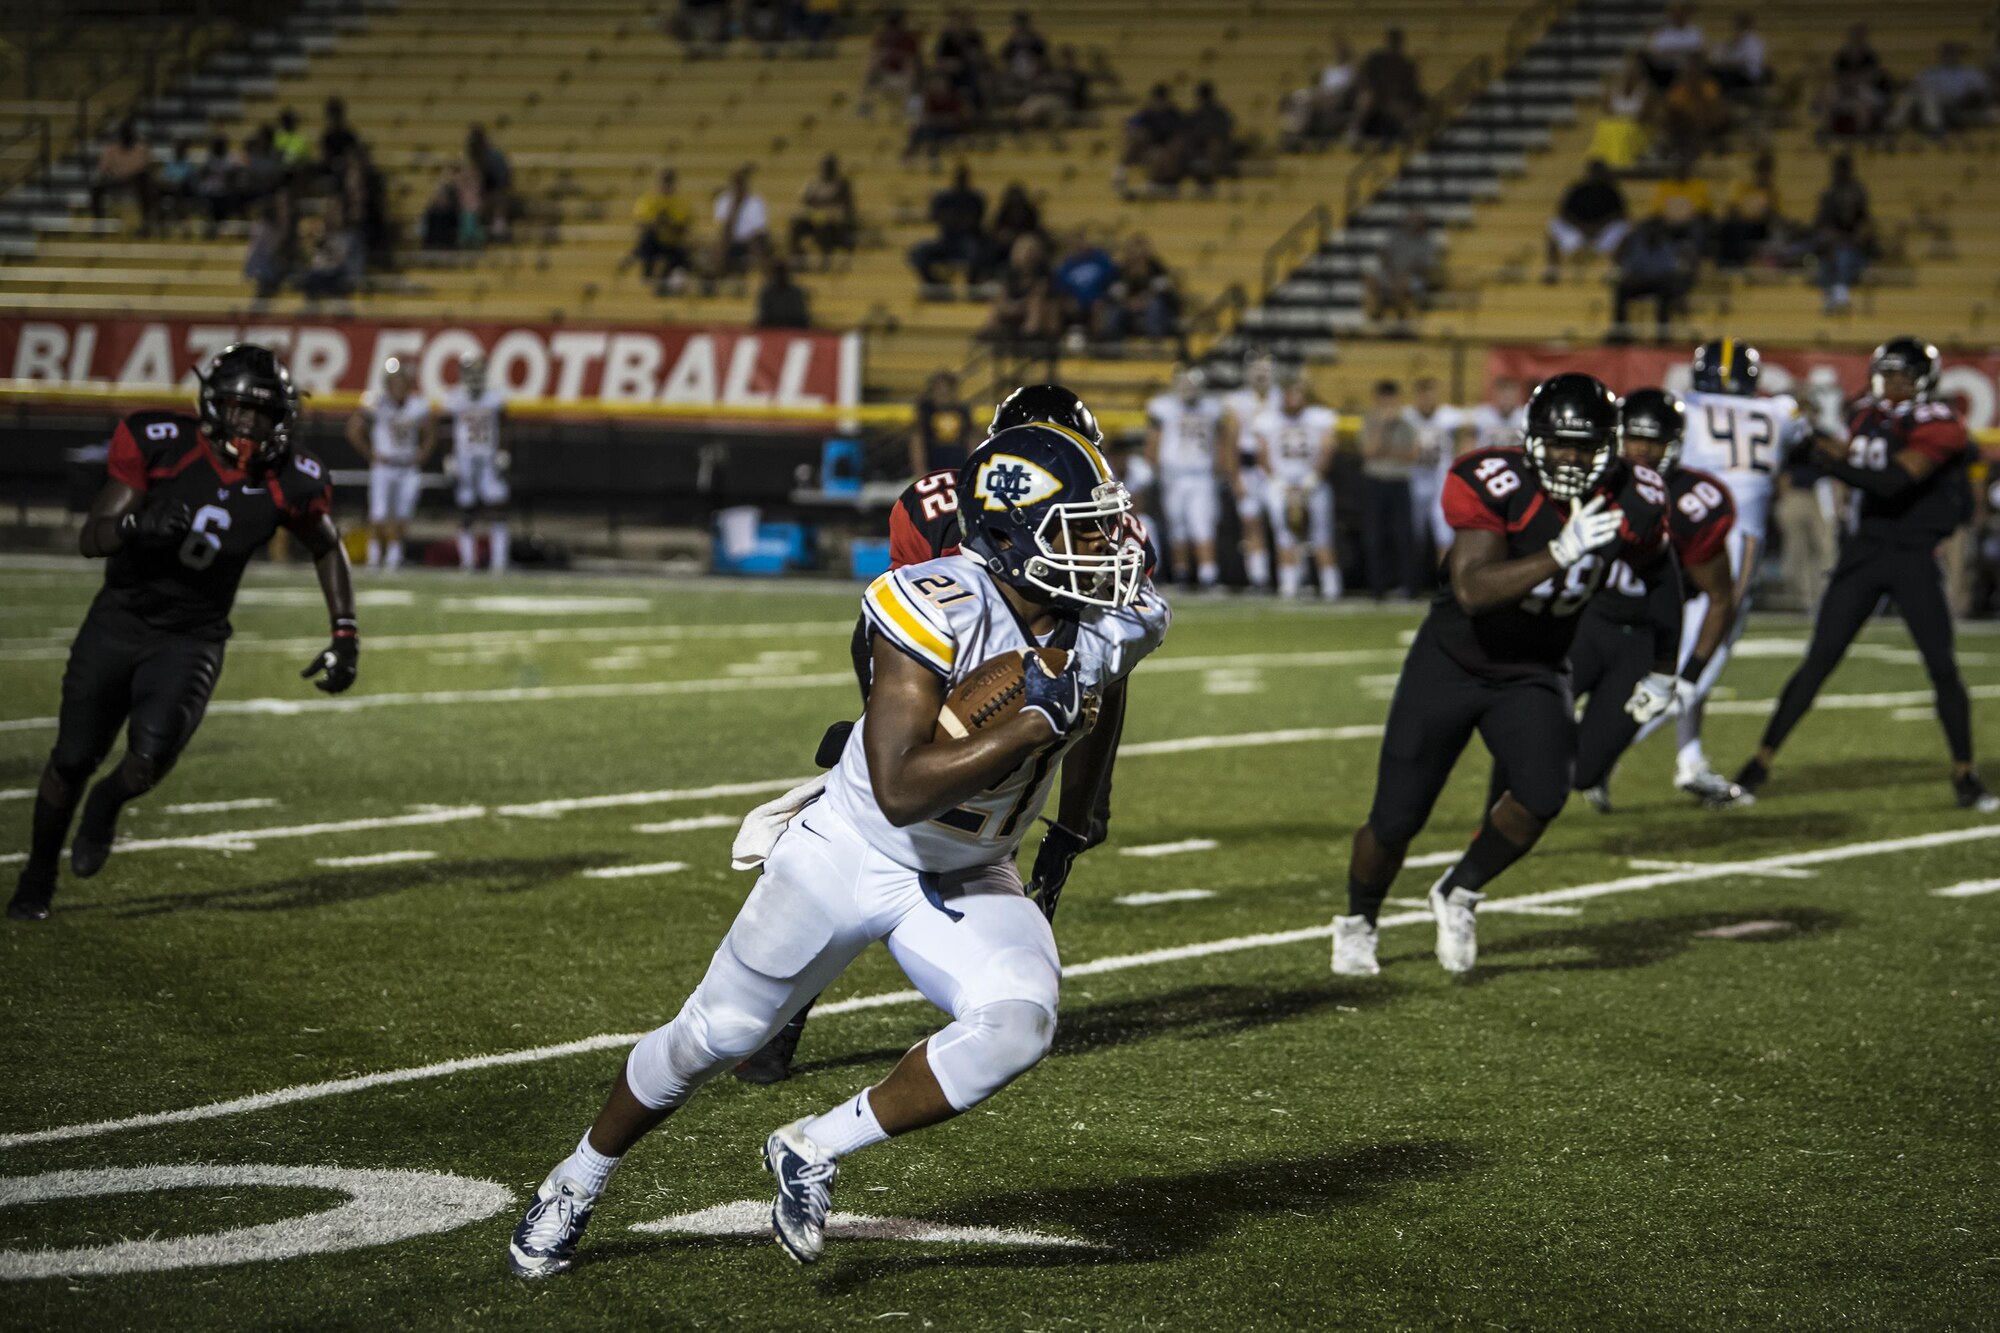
[1648,20,1706,64]
[713,187,769,245]
[1463,402,1526,450]
[1318,59,1356,98]
[1713,29,1766,81]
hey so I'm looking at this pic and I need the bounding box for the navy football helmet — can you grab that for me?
[1691,339,1760,396]
[988,384,1103,445]
[1618,387,1686,472]
[1869,336,1940,402]
[957,424,1145,609]
[197,342,296,469]
[1523,373,1619,500]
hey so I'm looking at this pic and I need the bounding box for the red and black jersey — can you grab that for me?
[1588,465,1735,627]
[1430,447,1671,678]
[97,410,333,638]
[888,469,963,569]
[1842,398,1972,546]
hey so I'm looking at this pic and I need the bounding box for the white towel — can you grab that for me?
[729,773,830,870]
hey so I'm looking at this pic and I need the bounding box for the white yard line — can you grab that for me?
[314,851,438,869]
[631,814,739,834]
[0,788,31,802]
[8,821,1997,1153]
[0,806,485,866]
[163,798,280,815]
[1114,889,1217,906]
[1626,858,1817,880]
[1118,839,1219,858]
[581,861,688,879]
[1708,683,2000,714]
[1931,878,2000,898]
[1119,725,1383,756]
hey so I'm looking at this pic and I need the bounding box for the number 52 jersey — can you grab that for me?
[824,552,1171,873]
[98,410,334,639]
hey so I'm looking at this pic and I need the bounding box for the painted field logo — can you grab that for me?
[0,1164,511,1279]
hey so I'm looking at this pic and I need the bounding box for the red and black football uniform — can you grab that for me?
[1366,447,1674,842]
[1755,397,1977,766]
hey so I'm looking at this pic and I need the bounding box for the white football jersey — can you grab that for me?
[444,386,506,459]
[1251,405,1338,487]
[1225,386,1283,462]
[363,390,430,466]
[826,553,1171,873]
[1681,390,1811,542]
[1147,393,1227,478]
[1465,403,1525,450]
[1403,405,1460,472]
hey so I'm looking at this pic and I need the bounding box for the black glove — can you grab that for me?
[301,619,359,694]
[1026,822,1090,923]
[118,500,193,549]
[1020,653,1087,738]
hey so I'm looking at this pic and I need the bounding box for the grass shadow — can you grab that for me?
[62,854,610,919]
[1585,809,1860,858]
[1468,906,1843,981]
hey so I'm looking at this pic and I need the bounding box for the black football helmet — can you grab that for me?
[1618,387,1686,472]
[1691,338,1760,396]
[1523,373,1618,500]
[1869,336,1940,402]
[197,342,296,469]
[988,384,1103,446]
[957,424,1144,609]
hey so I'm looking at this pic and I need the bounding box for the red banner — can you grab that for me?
[1487,343,2000,433]
[0,315,861,410]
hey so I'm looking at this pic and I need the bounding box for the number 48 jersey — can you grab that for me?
[1680,390,1811,544]
[98,410,333,639]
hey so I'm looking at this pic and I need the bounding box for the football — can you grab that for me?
[936,647,1070,739]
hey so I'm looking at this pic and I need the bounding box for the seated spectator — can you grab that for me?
[1016,44,1087,130]
[797,0,838,51]
[1662,55,1730,158]
[788,154,856,268]
[743,0,792,49]
[984,233,1059,345]
[319,97,360,175]
[237,127,287,208]
[448,160,485,248]
[243,195,294,301]
[1543,158,1629,283]
[1645,153,1713,253]
[1120,84,1186,194]
[1812,152,1872,313]
[908,165,989,289]
[710,164,770,278]
[933,7,993,116]
[1052,228,1116,335]
[466,125,512,241]
[1898,42,1993,139]
[1100,234,1179,342]
[863,8,923,112]
[1611,217,1690,341]
[755,259,812,328]
[1589,53,1655,169]
[1314,35,1359,134]
[1644,3,1706,89]
[343,148,393,269]
[676,0,730,55]
[1183,82,1238,189]
[910,370,976,475]
[1716,150,1783,269]
[1364,209,1437,328]
[194,135,243,233]
[89,120,156,233]
[1831,24,1892,99]
[1710,13,1768,101]
[624,168,694,289]
[905,73,968,163]
[420,176,463,250]
[157,140,197,229]
[999,10,1050,92]
[1350,26,1425,146]
[989,181,1042,258]
[273,109,310,170]
[299,198,364,301]
[1817,66,1889,142]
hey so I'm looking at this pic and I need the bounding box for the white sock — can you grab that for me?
[386,540,404,571]
[1245,549,1270,586]
[457,530,476,570]
[365,537,380,567]
[802,1088,889,1160]
[1278,562,1302,598]
[1197,560,1218,587]
[490,521,510,572]
[1318,563,1342,598]
[559,1131,620,1196]
[1677,739,1708,775]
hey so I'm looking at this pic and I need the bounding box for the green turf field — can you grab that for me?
[2,558,1996,1330]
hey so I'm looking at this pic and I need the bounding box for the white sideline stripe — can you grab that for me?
[1120,725,1382,756]
[1483,903,1582,918]
[1931,878,2000,898]
[1626,858,1818,880]
[1118,839,1219,858]
[314,851,438,869]
[581,861,688,879]
[631,814,738,834]
[0,806,484,866]
[1115,889,1217,906]
[501,777,812,819]
[163,797,280,815]
[1403,851,1461,869]
[1708,683,2000,715]
[7,822,2000,1152]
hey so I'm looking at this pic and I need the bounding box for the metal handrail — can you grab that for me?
[0,115,56,198]
[1185,281,1246,360]
[1259,204,1329,304]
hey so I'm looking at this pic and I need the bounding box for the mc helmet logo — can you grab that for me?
[974,454,1064,511]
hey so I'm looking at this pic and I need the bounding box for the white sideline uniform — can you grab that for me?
[1251,405,1338,550]
[364,391,429,523]
[444,386,510,509]
[1148,392,1227,548]
[1404,404,1459,551]
[1225,385,1282,522]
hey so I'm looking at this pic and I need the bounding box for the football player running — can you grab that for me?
[347,357,434,570]
[1251,376,1341,600]
[443,353,511,572]
[1331,374,1685,977]
[8,344,356,922]
[1736,338,1998,812]
[1145,363,1230,590]
[1648,340,1813,805]
[508,424,1167,1277]
[1223,354,1282,589]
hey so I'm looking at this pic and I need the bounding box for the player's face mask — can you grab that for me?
[1528,436,1611,501]
[1022,481,1147,610]
[216,399,285,463]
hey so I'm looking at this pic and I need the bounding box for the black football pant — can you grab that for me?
[1560,615,1653,794]
[1759,541,1973,763]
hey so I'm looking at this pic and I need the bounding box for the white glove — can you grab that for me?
[729,773,828,870]
[1623,672,1686,725]
[1548,494,1623,567]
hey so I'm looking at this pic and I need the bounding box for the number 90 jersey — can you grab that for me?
[825,553,1171,873]
[99,411,333,639]
[1432,447,1670,679]
[1680,390,1811,545]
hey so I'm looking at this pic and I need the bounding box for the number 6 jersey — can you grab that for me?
[99,410,334,639]
[825,552,1171,873]
[1432,446,1670,680]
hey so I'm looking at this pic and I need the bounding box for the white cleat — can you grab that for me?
[507,1171,597,1279]
[1428,877,1483,974]
[1331,914,1380,976]
[764,1117,837,1265]
[1582,782,1613,814]
[1677,762,1749,809]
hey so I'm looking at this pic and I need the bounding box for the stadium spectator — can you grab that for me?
[1715,149,1784,269]
[237,127,287,209]
[1364,209,1437,329]
[1282,34,1358,149]
[710,164,771,279]
[999,10,1049,88]
[1053,229,1116,337]
[1543,158,1630,283]
[1120,84,1186,194]
[343,148,393,269]
[1014,44,1086,130]
[624,168,694,289]
[89,120,157,232]
[1359,379,1421,600]
[1183,82,1239,190]
[1100,234,1179,342]
[1811,152,1872,313]
[157,140,197,229]
[1661,55,1730,158]
[755,259,812,328]
[1589,53,1655,169]
[1776,458,1839,613]
[788,154,856,268]
[1817,65,1890,142]
[273,109,310,171]
[910,370,976,475]
[194,135,244,232]
[319,97,360,175]
[1644,3,1706,89]
[299,197,364,301]
[989,182,1043,258]
[1830,24,1892,98]
[1610,216,1690,341]
[863,8,923,113]
[933,7,993,116]
[798,0,838,52]
[908,165,989,289]
[420,176,463,250]
[243,194,294,301]
[446,160,485,248]
[1645,153,1713,253]
[466,126,513,241]
[675,0,730,56]
[1897,42,1993,138]
[1710,13,1768,101]
[743,0,792,51]
[905,72,969,162]
[1350,26,1425,146]
[984,233,1060,345]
